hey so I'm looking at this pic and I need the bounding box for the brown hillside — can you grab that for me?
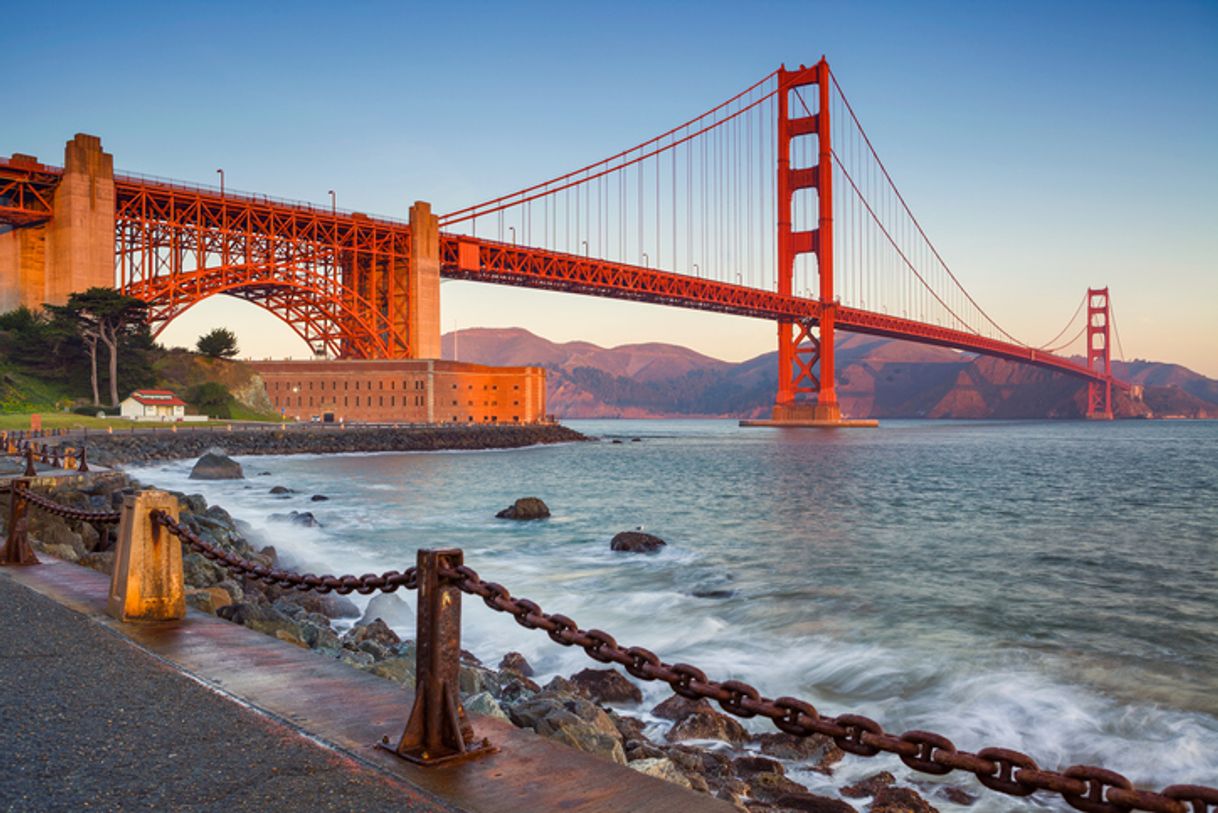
[153,350,275,414]
[442,328,729,382]
[440,327,1216,420]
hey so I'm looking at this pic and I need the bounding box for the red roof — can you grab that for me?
[130,389,187,407]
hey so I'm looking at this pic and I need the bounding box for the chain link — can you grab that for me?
[150,510,417,595]
[439,562,1214,813]
[16,485,122,524]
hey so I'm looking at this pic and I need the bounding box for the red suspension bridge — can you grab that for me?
[0,58,1126,420]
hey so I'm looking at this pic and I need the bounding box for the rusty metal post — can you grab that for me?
[108,490,185,622]
[78,447,89,473]
[22,447,36,477]
[381,548,494,765]
[2,480,39,566]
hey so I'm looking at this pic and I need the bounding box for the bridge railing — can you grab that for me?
[114,169,411,226]
[1,485,1214,812]
[2,431,90,475]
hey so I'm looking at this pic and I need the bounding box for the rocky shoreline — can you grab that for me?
[5,473,957,813]
[71,423,588,468]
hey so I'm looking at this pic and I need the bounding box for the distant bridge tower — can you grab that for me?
[772,58,841,423]
[1086,287,1113,420]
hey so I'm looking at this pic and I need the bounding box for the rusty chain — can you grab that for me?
[439,562,1217,813]
[14,484,121,524]
[150,510,417,596]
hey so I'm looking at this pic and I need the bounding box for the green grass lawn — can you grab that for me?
[230,403,285,422]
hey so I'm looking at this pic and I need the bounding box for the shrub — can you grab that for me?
[185,381,234,419]
[196,328,239,359]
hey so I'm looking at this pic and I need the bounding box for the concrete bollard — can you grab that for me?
[108,491,185,622]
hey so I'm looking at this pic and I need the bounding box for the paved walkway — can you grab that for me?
[0,577,449,813]
[0,558,726,813]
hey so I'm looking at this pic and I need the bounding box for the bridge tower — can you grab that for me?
[772,59,841,424]
[0,134,114,312]
[1086,287,1114,420]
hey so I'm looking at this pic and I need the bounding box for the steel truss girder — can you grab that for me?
[440,236,820,321]
[114,182,411,359]
[0,159,60,226]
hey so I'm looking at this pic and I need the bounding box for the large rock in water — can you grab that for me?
[610,531,666,553]
[190,451,244,480]
[652,694,712,721]
[496,497,551,520]
[343,618,401,649]
[568,668,643,704]
[665,708,749,746]
[507,690,627,764]
[291,591,361,620]
[869,786,939,813]
[360,592,414,629]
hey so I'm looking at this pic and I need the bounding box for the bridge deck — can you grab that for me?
[440,235,1118,386]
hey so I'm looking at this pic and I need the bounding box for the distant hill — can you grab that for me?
[1111,360,1218,407]
[443,328,729,382]
[441,328,1218,420]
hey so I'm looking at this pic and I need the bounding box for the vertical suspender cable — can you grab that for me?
[656,137,661,267]
[686,128,692,274]
[740,98,750,288]
[638,155,644,264]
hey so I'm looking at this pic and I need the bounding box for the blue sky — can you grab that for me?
[5,1,1216,375]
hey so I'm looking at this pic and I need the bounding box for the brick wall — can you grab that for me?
[252,359,546,424]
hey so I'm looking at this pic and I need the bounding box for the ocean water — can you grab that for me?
[127,419,1218,809]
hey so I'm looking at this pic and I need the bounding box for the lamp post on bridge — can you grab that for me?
[216,168,224,197]
[508,226,515,244]
[328,190,336,215]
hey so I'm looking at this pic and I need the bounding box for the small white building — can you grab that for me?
[120,389,187,421]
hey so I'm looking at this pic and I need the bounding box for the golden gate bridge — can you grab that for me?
[0,58,1127,421]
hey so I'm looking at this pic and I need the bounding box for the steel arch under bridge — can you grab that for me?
[115,178,413,360]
